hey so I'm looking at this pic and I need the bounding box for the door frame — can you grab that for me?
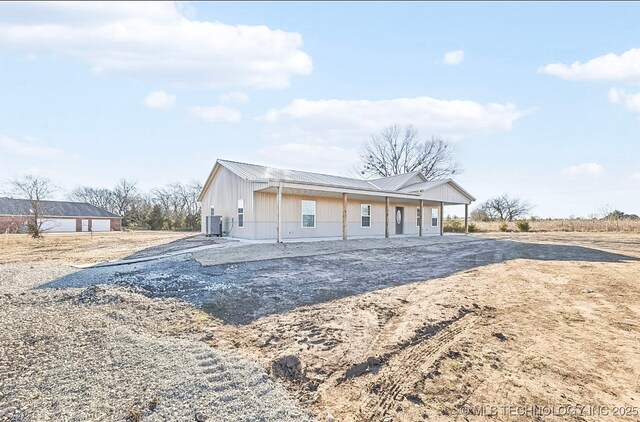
[395,206,404,235]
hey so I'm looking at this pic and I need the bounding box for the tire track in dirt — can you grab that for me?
[357,310,479,420]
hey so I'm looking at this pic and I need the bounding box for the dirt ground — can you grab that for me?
[1,232,639,421]
[202,233,639,421]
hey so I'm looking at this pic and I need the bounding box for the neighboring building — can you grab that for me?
[0,197,122,233]
[198,159,475,241]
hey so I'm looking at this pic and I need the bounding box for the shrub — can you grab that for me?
[444,219,479,233]
[444,219,464,233]
[498,221,508,232]
[516,220,530,232]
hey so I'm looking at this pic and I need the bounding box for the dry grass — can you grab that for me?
[0,230,193,264]
[470,219,640,233]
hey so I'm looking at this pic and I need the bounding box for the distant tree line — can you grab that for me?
[68,179,202,231]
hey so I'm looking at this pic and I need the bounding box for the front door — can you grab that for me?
[395,207,404,234]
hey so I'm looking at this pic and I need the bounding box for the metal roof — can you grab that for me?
[218,159,379,190]
[205,159,475,202]
[400,179,477,201]
[369,171,425,191]
[0,197,121,218]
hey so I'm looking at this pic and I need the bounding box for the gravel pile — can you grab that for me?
[0,280,313,421]
[0,262,77,295]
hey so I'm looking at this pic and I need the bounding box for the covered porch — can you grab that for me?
[255,179,473,243]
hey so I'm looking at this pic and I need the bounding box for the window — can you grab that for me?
[301,200,316,228]
[417,207,421,227]
[237,199,244,228]
[210,206,215,216]
[431,208,439,227]
[361,204,371,227]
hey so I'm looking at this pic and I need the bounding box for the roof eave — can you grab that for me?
[265,178,421,198]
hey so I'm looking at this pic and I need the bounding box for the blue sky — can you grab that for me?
[0,2,638,217]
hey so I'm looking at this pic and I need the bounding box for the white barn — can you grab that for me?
[198,159,475,242]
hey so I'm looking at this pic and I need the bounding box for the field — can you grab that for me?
[1,232,639,421]
[0,231,193,264]
[468,218,640,233]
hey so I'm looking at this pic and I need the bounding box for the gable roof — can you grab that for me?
[399,179,476,201]
[369,171,426,191]
[0,197,120,218]
[200,159,475,203]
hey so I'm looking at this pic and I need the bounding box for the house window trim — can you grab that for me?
[416,207,421,227]
[361,204,371,228]
[237,199,244,228]
[431,208,439,227]
[301,200,316,228]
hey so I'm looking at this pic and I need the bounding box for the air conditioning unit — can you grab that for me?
[205,215,222,237]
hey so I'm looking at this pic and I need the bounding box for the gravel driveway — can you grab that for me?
[41,236,637,324]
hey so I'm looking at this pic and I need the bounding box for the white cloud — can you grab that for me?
[144,90,176,109]
[259,96,525,143]
[442,50,464,65]
[539,48,640,81]
[629,172,640,182]
[562,163,604,178]
[607,88,640,116]
[607,87,623,103]
[0,133,73,159]
[190,105,241,123]
[0,2,312,89]
[218,92,250,105]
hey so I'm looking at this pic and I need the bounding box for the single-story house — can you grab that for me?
[0,197,122,233]
[198,159,475,242]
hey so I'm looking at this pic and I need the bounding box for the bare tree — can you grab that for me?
[9,175,55,238]
[476,194,533,222]
[360,124,460,180]
[469,208,491,222]
[112,179,139,226]
[68,186,114,212]
[151,180,202,231]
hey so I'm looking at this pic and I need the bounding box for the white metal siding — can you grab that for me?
[200,165,256,238]
[92,219,110,232]
[421,183,471,204]
[40,218,76,233]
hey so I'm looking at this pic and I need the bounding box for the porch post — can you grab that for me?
[464,204,469,235]
[276,183,282,243]
[342,193,347,240]
[419,199,424,237]
[385,196,390,238]
[439,201,444,236]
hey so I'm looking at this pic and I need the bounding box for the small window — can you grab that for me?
[210,206,215,216]
[361,204,371,227]
[416,207,421,227]
[237,199,244,228]
[431,208,439,227]
[302,200,316,228]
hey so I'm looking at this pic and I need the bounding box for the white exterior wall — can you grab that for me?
[422,184,471,204]
[253,192,440,240]
[424,206,442,235]
[200,165,257,239]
